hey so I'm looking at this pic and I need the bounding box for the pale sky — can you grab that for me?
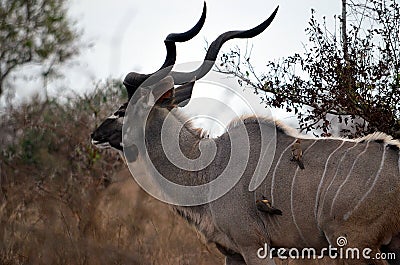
[8,0,343,98]
[63,0,341,95]
[5,0,342,128]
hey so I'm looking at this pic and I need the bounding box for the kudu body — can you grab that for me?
[91,4,400,265]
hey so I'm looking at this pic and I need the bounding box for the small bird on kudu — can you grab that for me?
[291,139,305,169]
[256,196,282,216]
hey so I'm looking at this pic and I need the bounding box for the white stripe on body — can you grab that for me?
[314,141,345,219]
[318,142,359,221]
[330,142,370,216]
[344,145,387,220]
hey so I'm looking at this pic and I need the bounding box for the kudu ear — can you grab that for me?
[155,79,195,109]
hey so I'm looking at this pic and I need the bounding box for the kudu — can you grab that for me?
[91,4,400,265]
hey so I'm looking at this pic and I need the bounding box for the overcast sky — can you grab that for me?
[62,0,340,93]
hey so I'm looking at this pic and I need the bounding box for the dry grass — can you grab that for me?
[88,169,223,265]
[0,168,223,265]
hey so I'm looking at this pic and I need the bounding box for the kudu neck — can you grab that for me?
[144,107,206,186]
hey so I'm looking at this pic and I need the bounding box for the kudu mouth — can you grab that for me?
[91,102,127,150]
[91,4,279,153]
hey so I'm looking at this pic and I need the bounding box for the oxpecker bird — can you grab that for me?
[291,139,305,169]
[256,196,282,215]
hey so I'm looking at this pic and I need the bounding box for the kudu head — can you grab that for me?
[91,2,207,150]
[91,4,279,153]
